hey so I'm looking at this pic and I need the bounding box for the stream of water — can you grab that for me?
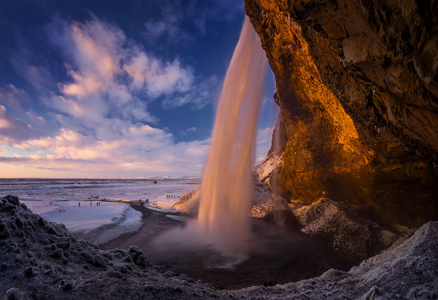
[196,16,266,257]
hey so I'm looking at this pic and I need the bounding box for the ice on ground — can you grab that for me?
[21,200,60,215]
[0,178,197,204]
[24,200,142,235]
[152,195,183,209]
[4,178,197,244]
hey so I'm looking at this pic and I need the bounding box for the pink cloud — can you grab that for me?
[0,105,49,144]
[0,17,226,177]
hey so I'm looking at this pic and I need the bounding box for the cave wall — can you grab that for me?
[245,0,438,227]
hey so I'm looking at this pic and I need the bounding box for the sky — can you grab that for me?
[0,0,277,178]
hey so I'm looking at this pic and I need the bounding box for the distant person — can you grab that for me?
[78,202,80,207]
[146,199,149,204]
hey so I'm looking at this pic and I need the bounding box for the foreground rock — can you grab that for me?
[0,195,222,299]
[236,221,438,299]
[1,195,437,299]
[290,198,404,266]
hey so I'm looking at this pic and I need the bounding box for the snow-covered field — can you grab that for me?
[0,178,197,244]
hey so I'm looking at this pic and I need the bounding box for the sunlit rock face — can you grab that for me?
[245,0,438,227]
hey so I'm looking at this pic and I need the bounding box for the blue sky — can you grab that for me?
[0,0,276,178]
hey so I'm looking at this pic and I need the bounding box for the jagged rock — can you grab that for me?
[81,252,95,265]
[0,223,11,239]
[93,255,106,268]
[4,202,16,213]
[290,198,402,265]
[4,195,19,205]
[101,251,114,261]
[128,245,142,255]
[5,287,27,300]
[23,267,35,277]
[135,254,148,268]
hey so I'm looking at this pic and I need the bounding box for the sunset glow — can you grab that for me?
[0,1,276,178]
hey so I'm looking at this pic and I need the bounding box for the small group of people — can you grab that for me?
[139,199,149,206]
[166,195,179,198]
[78,201,101,207]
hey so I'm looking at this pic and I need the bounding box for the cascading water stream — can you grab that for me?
[102,13,362,288]
[196,16,266,257]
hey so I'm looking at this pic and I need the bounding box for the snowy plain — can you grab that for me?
[0,178,197,244]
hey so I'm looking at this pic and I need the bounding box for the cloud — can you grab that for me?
[255,126,274,163]
[162,76,218,109]
[142,1,191,44]
[0,16,221,177]
[124,51,194,98]
[9,125,210,176]
[0,89,51,145]
[256,126,274,145]
[0,105,35,143]
[10,32,57,93]
[0,85,30,115]
[180,127,198,136]
[143,19,191,44]
[45,17,209,120]
[142,0,243,41]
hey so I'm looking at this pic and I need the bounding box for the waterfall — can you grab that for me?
[197,16,266,257]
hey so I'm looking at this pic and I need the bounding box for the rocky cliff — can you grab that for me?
[244,0,438,227]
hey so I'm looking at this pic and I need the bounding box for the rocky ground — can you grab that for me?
[1,194,437,299]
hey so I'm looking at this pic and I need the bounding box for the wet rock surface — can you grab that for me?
[1,195,437,299]
[244,0,438,227]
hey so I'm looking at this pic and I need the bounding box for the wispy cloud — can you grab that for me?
[0,86,51,144]
[124,51,194,98]
[0,105,34,143]
[142,0,243,42]
[180,127,198,136]
[162,76,218,109]
[0,17,217,177]
[255,126,274,163]
[7,126,210,177]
